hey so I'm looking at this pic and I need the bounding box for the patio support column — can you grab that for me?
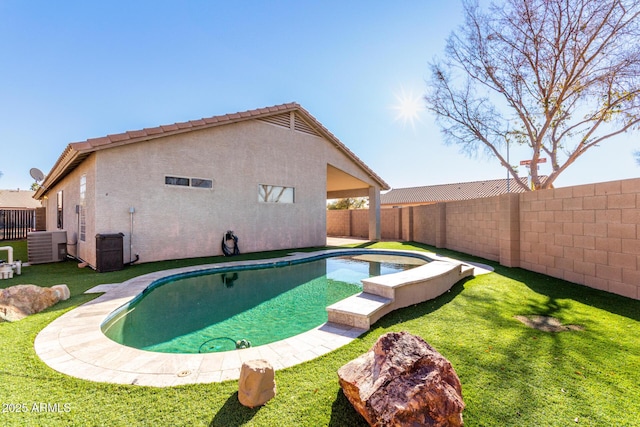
[368,186,381,241]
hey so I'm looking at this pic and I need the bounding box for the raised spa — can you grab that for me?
[101,252,428,354]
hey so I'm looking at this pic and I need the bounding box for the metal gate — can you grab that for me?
[0,209,36,240]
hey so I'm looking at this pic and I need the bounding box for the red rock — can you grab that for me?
[338,331,465,426]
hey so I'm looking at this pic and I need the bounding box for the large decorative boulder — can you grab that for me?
[238,359,276,408]
[0,284,70,322]
[338,331,465,426]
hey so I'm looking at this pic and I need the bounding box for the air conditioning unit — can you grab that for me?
[27,231,68,264]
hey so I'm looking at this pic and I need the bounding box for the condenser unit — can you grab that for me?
[27,231,68,264]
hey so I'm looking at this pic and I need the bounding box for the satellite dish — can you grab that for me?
[29,168,45,182]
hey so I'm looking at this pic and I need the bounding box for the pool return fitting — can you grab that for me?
[0,246,22,279]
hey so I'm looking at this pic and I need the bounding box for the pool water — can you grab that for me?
[102,254,426,353]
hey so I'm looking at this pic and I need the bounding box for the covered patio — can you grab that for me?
[326,164,383,241]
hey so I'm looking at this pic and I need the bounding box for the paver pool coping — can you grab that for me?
[34,248,491,387]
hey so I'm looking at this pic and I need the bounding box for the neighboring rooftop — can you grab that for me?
[381,177,531,206]
[0,189,41,209]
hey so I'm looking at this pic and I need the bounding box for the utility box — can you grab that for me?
[96,233,124,273]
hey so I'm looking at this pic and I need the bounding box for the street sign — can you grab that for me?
[520,158,547,166]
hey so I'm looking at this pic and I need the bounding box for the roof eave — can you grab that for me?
[34,145,83,200]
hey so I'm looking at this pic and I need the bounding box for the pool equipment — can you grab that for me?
[0,246,22,279]
[199,337,252,353]
[222,230,240,256]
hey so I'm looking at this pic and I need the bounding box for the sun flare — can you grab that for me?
[392,88,423,128]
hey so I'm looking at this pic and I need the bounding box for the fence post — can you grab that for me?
[402,207,413,241]
[499,193,520,267]
[435,203,447,248]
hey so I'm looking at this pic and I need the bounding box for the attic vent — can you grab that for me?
[257,111,321,137]
[293,113,320,136]
[258,113,291,129]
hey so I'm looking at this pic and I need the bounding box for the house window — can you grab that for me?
[165,176,190,186]
[56,190,63,229]
[191,178,213,189]
[165,176,213,189]
[79,175,86,241]
[258,184,295,203]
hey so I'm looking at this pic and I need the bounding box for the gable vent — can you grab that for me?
[293,113,321,136]
[257,112,291,129]
[257,111,322,137]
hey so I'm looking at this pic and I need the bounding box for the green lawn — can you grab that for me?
[1,240,639,426]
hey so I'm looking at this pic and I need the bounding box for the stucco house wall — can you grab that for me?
[43,154,97,262]
[37,104,388,267]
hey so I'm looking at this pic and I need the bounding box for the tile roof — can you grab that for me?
[0,190,41,209]
[381,177,532,205]
[35,103,389,199]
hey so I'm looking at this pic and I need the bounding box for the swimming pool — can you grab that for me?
[102,252,427,354]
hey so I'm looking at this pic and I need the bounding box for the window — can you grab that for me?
[165,176,213,189]
[258,184,294,203]
[191,178,213,189]
[79,175,86,241]
[56,191,63,229]
[165,176,190,186]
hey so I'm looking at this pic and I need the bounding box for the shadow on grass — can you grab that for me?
[328,389,368,426]
[359,240,640,323]
[491,264,640,322]
[209,392,260,427]
[0,369,60,383]
[374,276,470,329]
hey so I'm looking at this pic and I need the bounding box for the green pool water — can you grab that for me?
[102,253,426,353]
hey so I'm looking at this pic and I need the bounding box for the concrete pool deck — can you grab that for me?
[34,246,492,387]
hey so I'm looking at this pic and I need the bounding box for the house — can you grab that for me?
[0,190,41,209]
[34,103,389,268]
[381,177,531,208]
[0,190,42,240]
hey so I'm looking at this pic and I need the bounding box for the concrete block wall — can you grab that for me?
[411,205,438,246]
[326,208,401,239]
[380,208,401,240]
[351,210,369,238]
[444,198,501,262]
[326,210,351,237]
[326,177,640,300]
[519,179,640,300]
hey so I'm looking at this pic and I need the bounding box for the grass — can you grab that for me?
[1,239,639,426]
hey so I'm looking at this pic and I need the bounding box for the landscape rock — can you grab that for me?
[0,284,70,322]
[338,331,465,427]
[238,359,276,408]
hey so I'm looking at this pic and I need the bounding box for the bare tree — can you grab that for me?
[327,197,368,210]
[426,0,640,190]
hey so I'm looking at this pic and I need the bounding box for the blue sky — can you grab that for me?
[1,1,638,191]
